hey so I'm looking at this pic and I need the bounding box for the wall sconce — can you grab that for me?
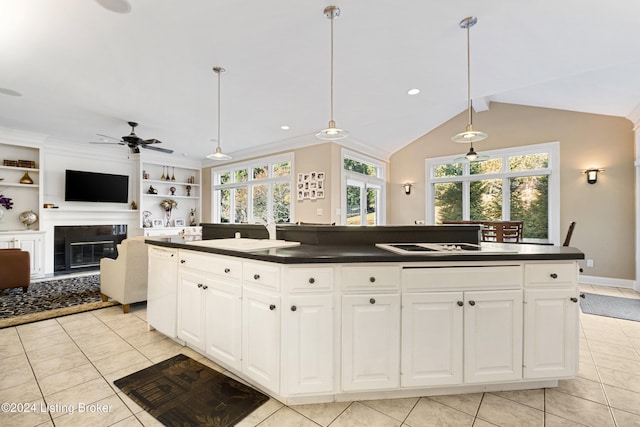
[403,183,413,195]
[583,168,604,184]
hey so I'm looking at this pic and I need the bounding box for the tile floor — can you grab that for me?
[1,284,639,427]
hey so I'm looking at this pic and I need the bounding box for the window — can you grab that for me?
[426,142,559,243]
[212,154,293,223]
[342,149,386,225]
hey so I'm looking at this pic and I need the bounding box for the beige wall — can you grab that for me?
[388,102,635,280]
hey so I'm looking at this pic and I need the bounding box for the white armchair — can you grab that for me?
[100,237,149,313]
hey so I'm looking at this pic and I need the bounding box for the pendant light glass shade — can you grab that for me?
[316,6,349,141]
[206,66,232,161]
[452,16,487,144]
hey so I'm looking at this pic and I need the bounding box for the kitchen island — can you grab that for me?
[145,225,584,405]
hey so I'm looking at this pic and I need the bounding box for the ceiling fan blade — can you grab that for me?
[96,133,122,141]
[142,138,163,145]
[141,144,174,154]
[89,141,125,145]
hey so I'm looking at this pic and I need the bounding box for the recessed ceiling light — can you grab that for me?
[407,88,420,95]
[280,125,290,130]
[0,88,22,96]
[94,0,132,14]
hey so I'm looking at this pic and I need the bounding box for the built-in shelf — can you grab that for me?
[142,194,197,200]
[143,179,200,187]
[0,165,40,172]
[0,183,39,188]
[42,208,138,213]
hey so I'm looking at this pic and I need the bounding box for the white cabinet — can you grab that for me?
[463,289,523,383]
[147,246,178,337]
[205,279,242,370]
[342,293,401,391]
[401,292,463,387]
[243,287,280,391]
[139,160,201,231]
[282,266,335,395]
[176,270,206,350]
[0,232,44,277]
[523,263,579,379]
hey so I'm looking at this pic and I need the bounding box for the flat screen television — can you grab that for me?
[65,169,129,203]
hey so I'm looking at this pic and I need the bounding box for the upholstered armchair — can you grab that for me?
[0,249,30,292]
[100,237,148,313]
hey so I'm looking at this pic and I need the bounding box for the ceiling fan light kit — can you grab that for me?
[316,5,349,141]
[206,66,232,161]
[452,16,488,151]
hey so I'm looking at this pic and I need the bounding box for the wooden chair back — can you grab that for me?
[562,221,576,246]
[480,221,523,243]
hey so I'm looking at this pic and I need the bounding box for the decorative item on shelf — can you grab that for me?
[169,186,176,196]
[19,171,34,184]
[142,170,150,180]
[19,210,38,229]
[171,167,175,181]
[130,201,138,210]
[189,208,197,226]
[160,199,177,227]
[185,185,192,197]
[187,175,196,184]
[142,211,152,228]
[3,160,18,167]
[17,160,36,168]
[160,166,166,181]
[0,194,13,221]
[152,219,163,228]
[147,185,158,194]
[174,219,185,227]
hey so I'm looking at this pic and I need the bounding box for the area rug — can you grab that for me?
[0,274,117,328]
[114,353,269,427]
[580,292,640,322]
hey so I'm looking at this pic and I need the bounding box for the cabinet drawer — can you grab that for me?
[149,246,177,261]
[244,261,281,290]
[402,265,523,291]
[179,250,242,281]
[286,267,334,292]
[525,263,577,287]
[342,265,400,291]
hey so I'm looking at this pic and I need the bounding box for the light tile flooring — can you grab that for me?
[1,284,639,427]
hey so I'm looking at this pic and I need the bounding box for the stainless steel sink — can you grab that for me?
[185,238,300,252]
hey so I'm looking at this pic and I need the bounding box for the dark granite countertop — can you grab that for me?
[146,237,585,264]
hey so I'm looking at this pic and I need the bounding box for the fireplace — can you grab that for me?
[54,225,127,274]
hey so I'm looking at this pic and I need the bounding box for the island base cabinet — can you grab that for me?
[147,247,178,337]
[283,294,334,395]
[524,288,578,379]
[242,288,281,393]
[401,292,463,387]
[342,294,400,391]
[464,290,523,384]
[205,280,242,371]
[176,271,206,350]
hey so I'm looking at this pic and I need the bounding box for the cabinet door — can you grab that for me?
[242,288,280,392]
[205,280,242,371]
[283,294,334,394]
[401,292,463,387]
[342,294,400,391]
[524,288,578,379]
[147,248,178,337]
[16,236,42,276]
[464,290,523,383]
[176,271,206,350]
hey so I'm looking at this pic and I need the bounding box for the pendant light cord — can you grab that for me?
[466,23,472,128]
[217,70,221,149]
[330,14,335,123]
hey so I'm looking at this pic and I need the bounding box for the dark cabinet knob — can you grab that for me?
[570,297,578,303]
[369,298,376,304]
[269,304,276,311]
[580,293,585,299]
[170,254,174,257]
[254,274,260,280]
[469,300,476,306]
[224,268,230,273]
[550,273,558,279]
[369,277,376,283]
[291,306,297,311]
[308,277,315,284]
[197,283,203,288]
[202,285,208,290]
[180,259,186,264]
[457,301,464,307]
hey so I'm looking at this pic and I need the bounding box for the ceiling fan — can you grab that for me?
[90,121,174,154]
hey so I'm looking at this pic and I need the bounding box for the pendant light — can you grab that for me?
[316,5,349,140]
[452,16,487,144]
[206,66,232,161]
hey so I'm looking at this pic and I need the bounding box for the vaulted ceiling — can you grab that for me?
[2,0,639,162]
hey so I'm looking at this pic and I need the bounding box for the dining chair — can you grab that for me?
[562,221,576,246]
